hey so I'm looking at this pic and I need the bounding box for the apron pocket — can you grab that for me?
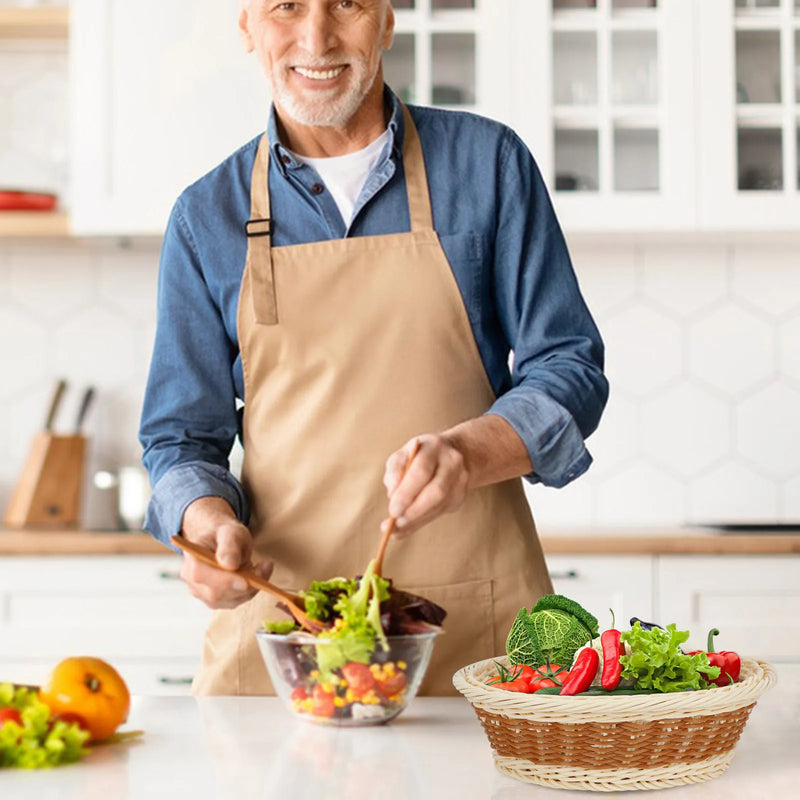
[405,577,495,696]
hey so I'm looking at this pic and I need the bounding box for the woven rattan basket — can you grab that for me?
[453,655,777,792]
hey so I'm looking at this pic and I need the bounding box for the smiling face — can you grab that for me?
[240,1,394,129]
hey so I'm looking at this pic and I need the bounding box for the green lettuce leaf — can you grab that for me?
[620,622,721,692]
[311,560,391,676]
[1,684,90,769]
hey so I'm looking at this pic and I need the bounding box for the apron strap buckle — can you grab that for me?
[245,216,278,325]
[246,218,273,238]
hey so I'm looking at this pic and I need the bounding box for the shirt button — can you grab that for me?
[280,154,291,165]
[311,182,325,195]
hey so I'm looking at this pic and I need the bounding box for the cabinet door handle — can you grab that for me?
[158,570,182,580]
[549,570,579,580]
[158,676,194,685]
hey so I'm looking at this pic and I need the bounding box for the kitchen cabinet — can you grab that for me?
[547,550,800,663]
[0,554,211,694]
[546,554,655,623]
[698,0,800,228]
[514,0,800,232]
[657,554,800,662]
[516,0,699,231]
[69,0,269,236]
[6,1,800,237]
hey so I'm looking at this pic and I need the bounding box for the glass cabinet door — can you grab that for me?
[382,0,493,114]
[519,0,696,231]
[552,0,661,197]
[699,0,800,228]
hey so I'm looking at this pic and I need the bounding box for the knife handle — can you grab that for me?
[74,387,95,434]
[44,379,67,431]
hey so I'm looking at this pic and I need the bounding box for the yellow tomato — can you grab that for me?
[39,656,130,742]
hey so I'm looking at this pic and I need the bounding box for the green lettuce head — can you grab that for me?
[506,594,599,667]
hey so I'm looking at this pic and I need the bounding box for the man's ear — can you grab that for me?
[382,4,395,51]
[239,7,255,53]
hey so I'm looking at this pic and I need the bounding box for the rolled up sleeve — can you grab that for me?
[144,461,250,549]
[489,130,608,487]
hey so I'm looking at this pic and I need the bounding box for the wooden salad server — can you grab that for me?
[373,439,422,577]
[170,535,327,633]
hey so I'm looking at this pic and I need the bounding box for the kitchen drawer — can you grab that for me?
[545,554,655,628]
[0,554,212,663]
[657,555,800,662]
[6,589,208,627]
[0,658,200,696]
[0,620,208,660]
[0,555,184,592]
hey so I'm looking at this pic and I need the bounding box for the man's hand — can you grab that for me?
[381,434,469,537]
[381,415,533,537]
[178,496,273,609]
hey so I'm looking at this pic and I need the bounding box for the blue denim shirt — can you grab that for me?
[139,88,608,547]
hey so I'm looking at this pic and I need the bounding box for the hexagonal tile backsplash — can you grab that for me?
[1,237,797,532]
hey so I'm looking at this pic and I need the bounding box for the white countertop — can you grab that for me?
[4,665,799,799]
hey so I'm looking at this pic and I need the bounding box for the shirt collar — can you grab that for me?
[267,84,405,176]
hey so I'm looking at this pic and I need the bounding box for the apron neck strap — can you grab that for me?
[400,104,434,231]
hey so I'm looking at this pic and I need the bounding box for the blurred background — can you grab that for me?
[1,0,798,532]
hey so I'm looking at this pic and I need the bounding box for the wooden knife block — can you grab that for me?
[3,432,86,528]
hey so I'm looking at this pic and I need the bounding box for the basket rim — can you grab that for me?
[452,655,777,723]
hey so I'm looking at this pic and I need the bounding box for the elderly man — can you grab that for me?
[139,0,608,695]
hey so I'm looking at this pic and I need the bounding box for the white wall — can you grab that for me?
[1,235,797,530]
[527,236,800,529]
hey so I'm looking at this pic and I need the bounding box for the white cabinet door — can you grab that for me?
[698,0,800,229]
[515,0,698,232]
[545,554,655,629]
[657,555,800,662]
[0,555,212,693]
[69,0,269,235]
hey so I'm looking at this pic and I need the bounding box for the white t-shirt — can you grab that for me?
[289,129,390,227]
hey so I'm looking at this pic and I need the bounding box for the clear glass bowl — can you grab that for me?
[255,630,439,726]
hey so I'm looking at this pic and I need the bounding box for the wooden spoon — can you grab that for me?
[373,439,422,577]
[170,535,327,633]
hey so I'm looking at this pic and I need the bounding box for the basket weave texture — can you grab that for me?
[453,655,777,792]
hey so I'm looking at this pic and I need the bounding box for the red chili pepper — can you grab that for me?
[600,610,623,691]
[688,628,741,687]
[559,647,599,696]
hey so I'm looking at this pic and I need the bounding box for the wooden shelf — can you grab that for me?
[0,210,69,237]
[0,6,69,39]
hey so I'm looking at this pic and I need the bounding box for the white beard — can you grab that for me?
[271,56,381,128]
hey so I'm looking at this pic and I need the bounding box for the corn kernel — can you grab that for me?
[333,696,346,707]
[397,661,407,670]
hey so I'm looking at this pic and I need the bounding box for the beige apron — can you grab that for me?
[192,107,553,696]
